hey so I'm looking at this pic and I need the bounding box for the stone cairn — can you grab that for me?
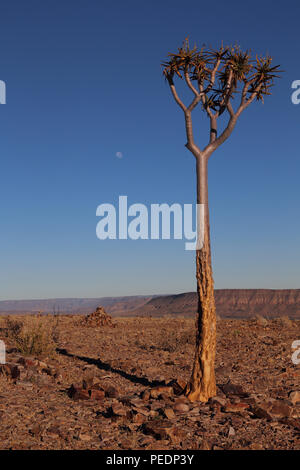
[80,306,115,328]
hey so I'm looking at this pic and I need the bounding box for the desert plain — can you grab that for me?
[0,311,299,450]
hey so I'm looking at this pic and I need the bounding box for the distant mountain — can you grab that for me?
[0,296,152,316]
[0,289,299,319]
[132,289,300,319]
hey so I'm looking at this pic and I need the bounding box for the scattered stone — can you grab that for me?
[68,384,90,400]
[141,389,151,401]
[223,402,250,413]
[250,399,293,420]
[79,433,92,442]
[90,389,105,401]
[173,402,189,413]
[0,363,20,380]
[82,376,102,390]
[79,306,115,328]
[209,396,227,407]
[142,419,179,442]
[168,378,186,395]
[221,382,248,398]
[110,401,128,417]
[269,401,293,418]
[163,407,175,419]
[288,391,300,405]
[105,385,119,398]
[150,386,173,399]
[251,404,273,421]
[1,315,299,450]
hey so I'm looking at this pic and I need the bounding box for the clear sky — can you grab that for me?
[0,0,299,300]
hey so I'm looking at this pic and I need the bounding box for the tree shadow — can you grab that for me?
[56,348,165,388]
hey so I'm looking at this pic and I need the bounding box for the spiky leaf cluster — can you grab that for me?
[162,39,281,112]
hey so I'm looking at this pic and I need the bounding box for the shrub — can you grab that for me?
[255,315,268,327]
[5,315,59,358]
[278,315,293,328]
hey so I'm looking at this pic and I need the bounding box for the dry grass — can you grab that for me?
[278,315,294,328]
[255,314,268,327]
[4,315,59,358]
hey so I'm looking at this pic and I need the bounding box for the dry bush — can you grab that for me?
[5,315,59,358]
[255,314,268,327]
[278,315,293,328]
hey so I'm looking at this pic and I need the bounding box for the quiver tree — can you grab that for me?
[162,40,281,402]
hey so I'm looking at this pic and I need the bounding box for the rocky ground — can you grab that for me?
[0,315,299,450]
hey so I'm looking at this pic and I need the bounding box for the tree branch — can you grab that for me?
[203,113,237,156]
[184,70,198,96]
[199,81,213,119]
[167,76,201,157]
[209,115,217,144]
[167,77,187,112]
[184,110,201,157]
[226,99,235,118]
[236,82,262,116]
[205,58,221,94]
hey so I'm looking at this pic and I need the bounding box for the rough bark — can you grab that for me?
[185,156,217,402]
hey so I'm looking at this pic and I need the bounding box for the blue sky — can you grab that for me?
[0,0,299,300]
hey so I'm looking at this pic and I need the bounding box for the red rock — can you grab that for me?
[163,407,175,419]
[168,378,186,395]
[210,396,227,407]
[221,383,248,397]
[269,401,293,418]
[251,399,293,419]
[143,419,174,440]
[0,363,20,380]
[104,385,118,398]
[68,384,90,400]
[150,386,173,399]
[173,402,189,413]
[17,357,36,368]
[223,403,250,413]
[141,389,151,401]
[90,389,105,400]
[82,376,100,390]
[110,402,127,416]
[251,404,273,421]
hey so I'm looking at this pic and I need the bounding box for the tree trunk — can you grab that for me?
[185,156,217,402]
